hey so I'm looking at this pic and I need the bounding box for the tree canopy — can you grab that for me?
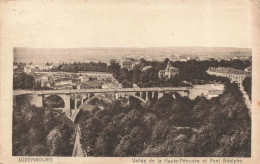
[78,82,251,157]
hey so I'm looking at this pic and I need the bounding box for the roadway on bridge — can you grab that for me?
[13,87,191,96]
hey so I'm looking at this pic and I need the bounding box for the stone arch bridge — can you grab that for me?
[13,87,190,122]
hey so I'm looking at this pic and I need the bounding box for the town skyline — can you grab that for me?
[14,47,252,64]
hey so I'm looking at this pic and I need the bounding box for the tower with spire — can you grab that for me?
[158,61,179,79]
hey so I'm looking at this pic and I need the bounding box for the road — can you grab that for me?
[13,87,191,96]
[239,86,251,116]
[72,126,87,157]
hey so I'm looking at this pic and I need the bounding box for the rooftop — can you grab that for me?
[208,67,250,75]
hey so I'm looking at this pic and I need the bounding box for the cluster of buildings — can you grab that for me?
[110,58,138,70]
[139,61,179,80]
[158,62,179,79]
[206,66,251,86]
[35,71,119,90]
[13,62,57,74]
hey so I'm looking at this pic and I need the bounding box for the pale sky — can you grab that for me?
[1,0,253,48]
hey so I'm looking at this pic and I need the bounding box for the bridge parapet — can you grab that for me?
[13,87,191,96]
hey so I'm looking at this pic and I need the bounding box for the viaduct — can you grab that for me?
[13,87,190,123]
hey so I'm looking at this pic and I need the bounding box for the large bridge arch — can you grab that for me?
[71,92,146,123]
[44,95,65,108]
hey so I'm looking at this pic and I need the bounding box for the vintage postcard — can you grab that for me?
[1,0,260,163]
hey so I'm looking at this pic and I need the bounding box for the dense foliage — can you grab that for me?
[14,59,251,89]
[13,95,75,156]
[78,82,251,157]
[13,72,53,90]
[13,72,35,89]
[242,76,251,100]
[51,62,107,72]
[107,58,251,87]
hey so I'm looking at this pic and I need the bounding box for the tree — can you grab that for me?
[13,96,74,156]
[242,76,251,100]
[107,63,121,79]
[13,72,35,89]
[118,68,129,83]
[133,66,141,84]
[163,58,170,67]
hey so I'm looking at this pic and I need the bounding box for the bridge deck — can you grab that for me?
[13,87,191,96]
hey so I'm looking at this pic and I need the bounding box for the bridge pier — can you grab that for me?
[185,90,190,98]
[74,98,77,109]
[140,92,144,99]
[158,92,164,99]
[58,94,71,117]
[152,92,155,99]
[115,93,119,99]
[145,92,149,102]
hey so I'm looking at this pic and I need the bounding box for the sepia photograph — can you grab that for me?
[1,0,260,163]
[13,47,252,157]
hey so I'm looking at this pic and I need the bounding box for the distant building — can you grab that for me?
[120,58,134,70]
[158,62,179,79]
[45,81,54,88]
[206,67,251,86]
[24,65,35,74]
[52,73,64,80]
[179,57,188,62]
[77,83,89,90]
[110,59,119,65]
[55,85,74,90]
[17,63,26,71]
[207,90,224,99]
[13,65,18,70]
[40,75,49,87]
[79,76,89,82]
[133,83,138,88]
[102,83,116,89]
[34,64,53,71]
[142,66,152,72]
[55,80,73,86]
[77,82,95,89]
[77,71,113,80]
[245,66,252,73]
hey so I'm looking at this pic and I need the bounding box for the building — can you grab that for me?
[110,59,119,65]
[207,90,224,99]
[120,58,134,70]
[142,66,152,72]
[55,80,73,86]
[24,65,35,74]
[77,82,94,89]
[13,65,18,70]
[79,76,89,82]
[158,61,179,79]
[206,67,251,86]
[17,63,26,71]
[102,83,117,89]
[52,73,64,80]
[55,85,74,90]
[179,57,188,62]
[40,75,49,87]
[77,71,113,80]
[245,66,252,73]
[34,64,53,71]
